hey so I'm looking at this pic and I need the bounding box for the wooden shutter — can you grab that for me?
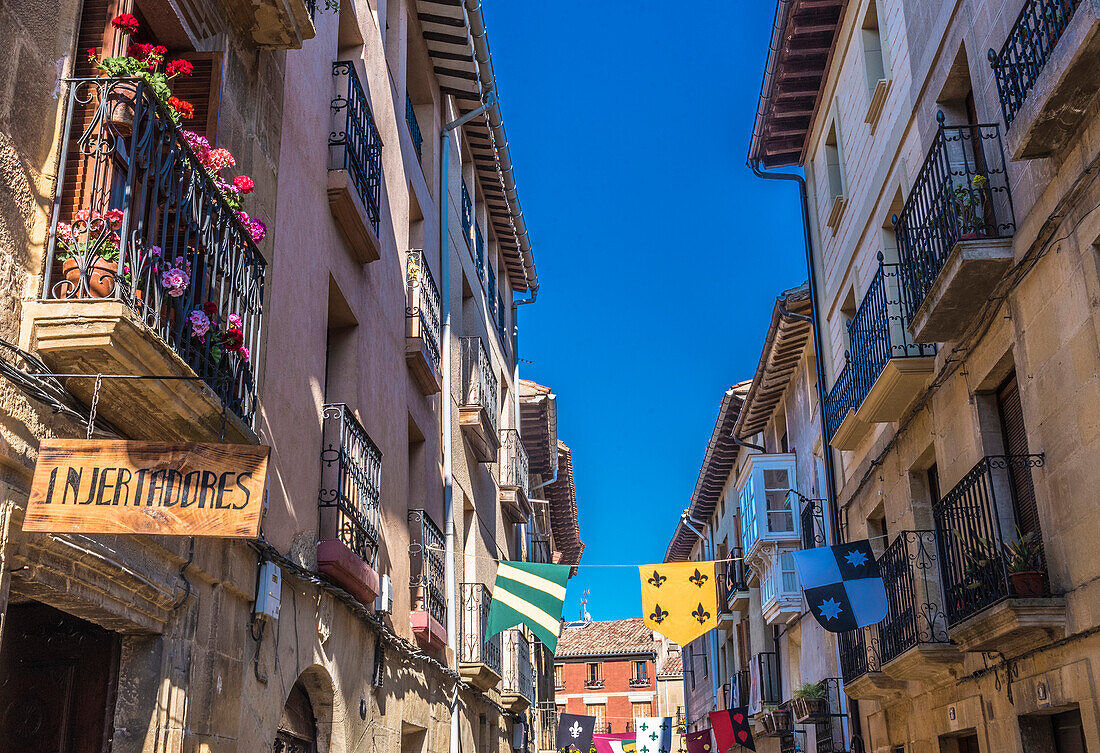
[996,374,1043,545]
[166,51,222,140]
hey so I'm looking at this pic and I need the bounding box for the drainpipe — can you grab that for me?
[441,90,494,753]
[531,446,559,492]
[680,511,721,712]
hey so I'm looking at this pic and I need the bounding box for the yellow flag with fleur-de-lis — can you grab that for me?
[639,561,718,647]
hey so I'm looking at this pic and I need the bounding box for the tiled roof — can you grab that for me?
[555,618,657,658]
[546,440,584,572]
[658,651,682,677]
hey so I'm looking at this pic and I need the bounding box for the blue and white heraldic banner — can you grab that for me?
[791,540,888,633]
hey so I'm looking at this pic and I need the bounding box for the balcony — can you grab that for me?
[584,678,605,690]
[990,0,1100,159]
[799,495,829,550]
[629,675,651,688]
[895,116,1016,344]
[405,91,423,163]
[499,429,531,523]
[224,0,316,48]
[496,293,509,349]
[838,627,905,703]
[933,455,1065,655]
[405,250,442,395]
[462,181,473,250]
[535,702,558,753]
[459,337,500,462]
[876,531,961,682]
[328,62,383,264]
[25,78,264,443]
[474,222,485,280]
[739,453,800,559]
[459,583,502,690]
[501,628,534,712]
[317,404,383,606]
[825,262,936,450]
[408,509,447,652]
[757,651,782,708]
[721,551,751,618]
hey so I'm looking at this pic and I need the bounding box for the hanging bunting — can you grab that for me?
[710,706,755,751]
[485,560,571,652]
[594,733,638,753]
[557,713,596,752]
[791,540,888,633]
[638,561,718,646]
[609,740,638,753]
[686,729,715,753]
[633,716,673,753]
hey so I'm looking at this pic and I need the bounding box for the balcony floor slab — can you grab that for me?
[949,597,1066,656]
[881,643,963,684]
[843,671,908,703]
[1004,2,1100,160]
[500,692,531,713]
[830,408,872,451]
[22,299,254,443]
[908,239,1014,344]
[317,539,380,608]
[405,336,442,395]
[459,662,502,692]
[328,169,381,264]
[499,487,531,525]
[459,406,499,463]
[856,356,935,424]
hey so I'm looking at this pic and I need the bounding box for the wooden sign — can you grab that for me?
[23,440,270,538]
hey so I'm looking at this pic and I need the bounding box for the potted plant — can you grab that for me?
[180,130,266,242]
[86,14,196,134]
[792,682,828,722]
[766,706,792,736]
[954,174,989,240]
[1004,530,1045,597]
[53,209,125,298]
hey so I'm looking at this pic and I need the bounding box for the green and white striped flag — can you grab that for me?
[485,560,571,652]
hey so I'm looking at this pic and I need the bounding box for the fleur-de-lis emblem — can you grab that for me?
[647,570,667,588]
[689,568,709,587]
[692,602,711,624]
[569,721,582,739]
[649,603,669,624]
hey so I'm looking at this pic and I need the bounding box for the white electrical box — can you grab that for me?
[255,560,282,621]
[375,574,393,614]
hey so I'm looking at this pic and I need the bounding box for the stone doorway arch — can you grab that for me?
[275,665,346,753]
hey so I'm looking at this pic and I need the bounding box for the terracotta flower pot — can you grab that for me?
[104,86,135,137]
[60,256,118,298]
[1009,570,1046,597]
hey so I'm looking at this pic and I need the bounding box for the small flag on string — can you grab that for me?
[485,560,570,652]
[595,734,638,753]
[710,706,755,751]
[686,729,714,753]
[791,540,888,633]
[609,740,637,753]
[639,561,718,646]
[556,713,596,752]
[633,717,673,753]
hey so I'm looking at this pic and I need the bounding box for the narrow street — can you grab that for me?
[0,1,1097,753]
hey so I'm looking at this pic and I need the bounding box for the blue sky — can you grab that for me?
[485,2,807,620]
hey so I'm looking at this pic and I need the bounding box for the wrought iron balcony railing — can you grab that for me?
[536,702,558,752]
[331,62,383,233]
[838,626,881,683]
[720,553,748,611]
[585,678,605,689]
[629,675,650,687]
[894,115,1015,316]
[487,262,497,316]
[877,531,950,664]
[405,249,441,369]
[460,336,499,431]
[475,222,485,280]
[497,294,508,348]
[799,496,828,550]
[933,454,1048,625]
[502,629,534,703]
[44,77,265,424]
[824,261,935,439]
[734,668,750,708]
[528,532,551,564]
[989,0,1084,128]
[499,429,530,498]
[408,508,446,627]
[462,180,473,247]
[757,651,782,706]
[459,583,502,675]
[405,90,423,163]
[319,404,382,560]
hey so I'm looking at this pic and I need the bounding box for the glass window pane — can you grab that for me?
[763,468,789,490]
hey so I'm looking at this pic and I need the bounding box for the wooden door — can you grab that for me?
[0,602,120,753]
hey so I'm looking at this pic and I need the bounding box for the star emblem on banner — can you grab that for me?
[844,549,868,568]
[818,597,843,621]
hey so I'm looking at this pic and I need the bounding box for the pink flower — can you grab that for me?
[238,346,250,362]
[205,148,235,171]
[188,310,210,341]
[236,211,267,242]
[162,266,190,297]
[103,209,124,228]
[233,175,255,194]
[182,130,210,160]
[55,222,74,246]
[227,313,242,329]
[149,245,163,258]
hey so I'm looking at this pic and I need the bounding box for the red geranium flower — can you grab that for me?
[153,45,167,55]
[127,43,154,59]
[221,327,244,352]
[111,14,139,34]
[168,96,195,119]
[203,301,219,318]
[232,175,255,194]
[166,59,194,77]
[86,48,97,59]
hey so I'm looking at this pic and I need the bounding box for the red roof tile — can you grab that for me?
[555,618,658,658]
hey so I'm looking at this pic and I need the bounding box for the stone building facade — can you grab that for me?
[668,287,848,753]
[750,0,1100,752]
[0,1,581,752]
